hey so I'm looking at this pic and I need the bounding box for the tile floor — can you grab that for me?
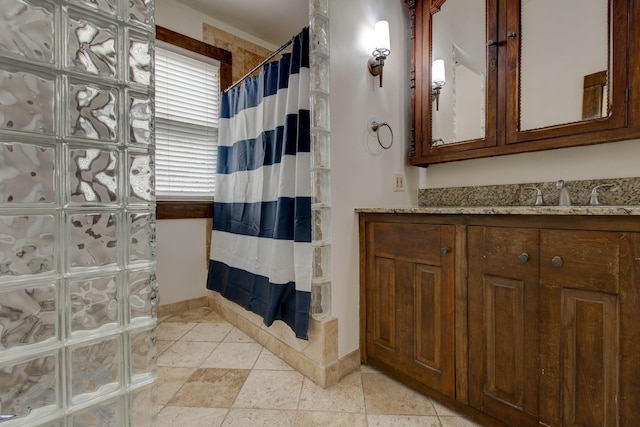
[156,306,482,427]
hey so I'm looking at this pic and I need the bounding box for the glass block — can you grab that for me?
[0,0,55,63]
[311,280,331,320]
[129,212,155,264]
[128,93,153,145]
[69,0,117,16]
[0,353,59,420]
[311,0,329,17]
[0,142,55,204]
[128,152,154,203]
[310,14,329,55]
[311,91,329,130]
[0,214,55,276]
[68,275,118,336]
[67,212,118,269]
[70,398,123,427]
[312,243,331,280]
[0,67,55,134]
[129,269,156,322]
[68,81,118,141]
[67,12,118,78]
[0,283,56,349]
[130,385,157,427]
[311,206,331,243]
[311,130,330,168]
[129,327,156,380]
[127,31,152,86]
[311,168,331,205]
[128,0,154,28]
[310,55,329,93]
[69,336,121,402]
[68,147,119,204]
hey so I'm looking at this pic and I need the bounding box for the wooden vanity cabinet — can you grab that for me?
[360,217,457,398]
[360,213,640,426]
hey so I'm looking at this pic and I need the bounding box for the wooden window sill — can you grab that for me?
[156,201,213,220]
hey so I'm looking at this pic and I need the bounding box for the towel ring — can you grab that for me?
[371,121,393,149]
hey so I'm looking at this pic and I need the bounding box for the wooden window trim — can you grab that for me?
[156,201,213,220]
[155,26,230,220]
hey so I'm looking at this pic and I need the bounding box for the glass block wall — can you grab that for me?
[0,0,157,425]
[309,0,332,320]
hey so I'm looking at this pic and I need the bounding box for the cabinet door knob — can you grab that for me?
[487,39,497,46]
[507,31,517,38]
[518,253,529,263]
[551,256,564,267]
[441,247,450,255]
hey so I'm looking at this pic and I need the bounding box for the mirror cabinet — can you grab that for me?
[406,0,640,166]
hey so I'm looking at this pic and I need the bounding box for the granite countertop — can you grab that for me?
[355,205,640,216]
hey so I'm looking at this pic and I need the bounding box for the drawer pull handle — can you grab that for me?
[518,253,529,263]
[551,256,564,267]
[441,247,450,255]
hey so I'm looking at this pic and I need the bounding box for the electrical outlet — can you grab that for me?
[393,174,405,192]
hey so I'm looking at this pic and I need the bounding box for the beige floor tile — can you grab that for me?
[298,370,365,413]
[181,322,234,342]
[359,364,380,374]
[156,322,197,341]
[362,373,436,415]
[295,411,368,427]
[432,400,462,417]
[439,416,484,426]
[157,406,228,427]
[222,408,297,427]
[367,414,441,426]
[157,341,218,367]
[156,340,174,355]
[201,342,263,369]
[157,366,197,406]
[223,327,256,343]
[167,368,250,408]
[168,307,225,323]
[253,349,294,371]
[233,370,304,410]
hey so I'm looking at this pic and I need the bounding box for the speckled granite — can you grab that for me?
[418,177,640,208]
[355,205,640,216]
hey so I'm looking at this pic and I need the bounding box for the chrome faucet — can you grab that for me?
[556,180,571,206]
[524,187,544,206]
[589,183,614,205]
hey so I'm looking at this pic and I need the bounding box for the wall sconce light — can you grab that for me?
[368,20,391,87]
[431,59,446,110]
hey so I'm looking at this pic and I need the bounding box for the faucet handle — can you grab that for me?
[524,187,544,206]
[589,183,614,205]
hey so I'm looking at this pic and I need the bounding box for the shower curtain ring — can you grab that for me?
[371,121,393,149]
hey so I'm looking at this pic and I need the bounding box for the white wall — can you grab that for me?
[329,0,415,357]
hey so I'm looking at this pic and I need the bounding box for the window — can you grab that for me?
[154,43,219,200]
[154,26,231,219]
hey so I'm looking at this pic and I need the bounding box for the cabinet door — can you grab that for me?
[505,0,629,147]
[365,221,455,397]
[468,226,540,427]
[539,230,622,427]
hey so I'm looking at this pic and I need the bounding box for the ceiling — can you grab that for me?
[175,0,309,47]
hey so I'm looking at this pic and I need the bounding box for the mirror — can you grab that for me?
[431,0,486,146]
[519,0,609,130]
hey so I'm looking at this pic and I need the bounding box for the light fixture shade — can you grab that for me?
[432,59,446,86]
[373,20,391,54]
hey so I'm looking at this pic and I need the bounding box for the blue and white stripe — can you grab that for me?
[207,28,311,339]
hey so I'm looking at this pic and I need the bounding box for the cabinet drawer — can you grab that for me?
[371,222,448,264]
[540,230,620,294]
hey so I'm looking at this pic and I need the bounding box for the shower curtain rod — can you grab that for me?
[224,38,293,93]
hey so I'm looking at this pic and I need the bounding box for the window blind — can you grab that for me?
[154,45,219,200]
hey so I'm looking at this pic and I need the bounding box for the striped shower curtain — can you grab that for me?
[207,28,311,339]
